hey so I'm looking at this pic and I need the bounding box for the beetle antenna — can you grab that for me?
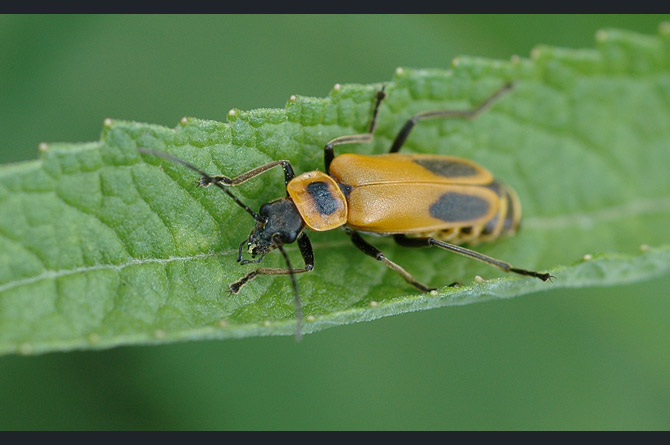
[273,235,303,341]
[138,147,263,222]
[138,147,211,177]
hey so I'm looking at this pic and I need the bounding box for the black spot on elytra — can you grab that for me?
[484,180,503,197]
[338,183,353,198]
[429,192,490,222]
[414,158,479,177]
[306,181,338,215]
[482,181,502,235]
[502,189,517,233]
[482,214,499,235]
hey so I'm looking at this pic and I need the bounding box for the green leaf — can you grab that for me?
[2,26,670,355]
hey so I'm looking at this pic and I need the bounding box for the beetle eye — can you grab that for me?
[259,203,271,217]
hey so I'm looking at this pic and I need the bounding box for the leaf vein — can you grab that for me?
[0,251,230,295]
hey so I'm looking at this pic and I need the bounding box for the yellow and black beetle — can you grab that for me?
[139,82,552,337]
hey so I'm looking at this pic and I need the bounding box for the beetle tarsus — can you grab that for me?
[510,268,554,282]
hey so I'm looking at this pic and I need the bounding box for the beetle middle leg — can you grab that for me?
[388,82,514,153]
[346,229,439,292]
[324,87,386,173]
[393,234,553,282]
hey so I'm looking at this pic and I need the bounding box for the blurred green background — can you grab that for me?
[2,14,670,430]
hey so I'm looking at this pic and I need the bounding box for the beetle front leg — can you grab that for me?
[229,233,314,294]
[137,148,296,220]
[198,160,295,189]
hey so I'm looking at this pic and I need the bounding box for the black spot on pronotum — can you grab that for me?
[429,192,490,222]
[306,181,338,215]
[414,158,479,178]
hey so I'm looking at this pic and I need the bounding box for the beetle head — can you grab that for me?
[238,198,305,264]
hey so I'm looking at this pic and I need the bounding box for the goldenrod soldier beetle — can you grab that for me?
[138,82,553,339]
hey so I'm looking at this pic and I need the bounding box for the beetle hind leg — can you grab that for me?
[347,230,435,292]
[388,82,514,153]
[394,234,553,282]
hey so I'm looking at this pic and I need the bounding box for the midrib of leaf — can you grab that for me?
[0,251,226,295]
[1,26,670,354]
[1,196,669,296]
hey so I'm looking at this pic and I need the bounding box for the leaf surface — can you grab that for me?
[1,27,670,354]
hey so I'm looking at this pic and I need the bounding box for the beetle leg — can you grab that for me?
[138,147,296,187]
[198,160,295,189]
[324,88,386,173]
[393,234,553,282]
[347,230,436,292]
[388,82,514,153]
[138,148,296,220]
[229,233,314,294]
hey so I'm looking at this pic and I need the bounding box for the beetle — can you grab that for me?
[138,82,552,338]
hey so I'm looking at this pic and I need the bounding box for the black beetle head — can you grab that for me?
[238,198,304,264]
